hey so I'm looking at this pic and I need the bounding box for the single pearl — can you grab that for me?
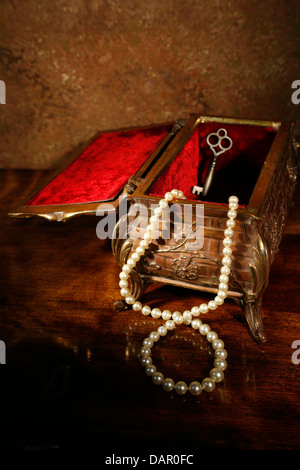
[122,264,131,273]
[131,252,140,261]
[229,201,238,210]
[149,215,159,225]
[199,303,209,314]
[146,224,153,233]
[154,207,162,216]
[214,295,224,306]
[189,381,202,396]
[219,274,229,284]
[191,318,202,329]
[217,290,227,299]
[119,279,128,289]
[152,372,164,385]
[222,256,232,266]
[127,258,136,267]
[140,347,151,357]
[224,228,234,238]
[136,246,145,255]
[207,331,218,343]
[159,199,168,209]
[120,287,130,297]
[171,189,179,197]
[151,308,162,319]
[149,331,160,342]
[226,219,235,228]
[162,378,175,392]
[162,310,172,320]
[202,377,215,392]
[143,232,152,241]
[221,265,231,276]
[214,358,227,370]
[133,301,142,311]
[228,195,239,205]
[164,192,173,201]
[227,209,237,219]
[212,339,224,350]
[143,338,153,348]
[208,300,217,310]
[142,305,151,316]
[157,325,167,336]
[214,348,228,360]
[223,237,232,247]
[191,306,200,317]
[125,295,135,305]
[172,311,183,324]
[119,271,129,280]
[145,364,157,376]
[199,324,211,335]
[222,247,232,256]
[210,368,224,383]
[140,356,152,367]
[140,239,149,248]
[182,311,192,325]
[177,190,184,198]
[218,283,228,291]
[165,319,175,330]
[175,381,188,395]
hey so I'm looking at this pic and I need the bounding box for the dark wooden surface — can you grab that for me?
[0,169,300,452]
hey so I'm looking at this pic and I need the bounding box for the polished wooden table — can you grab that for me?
[0,170,299,452]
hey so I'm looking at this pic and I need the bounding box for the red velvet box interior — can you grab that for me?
[149,122,276,206]
[26,121,276,208]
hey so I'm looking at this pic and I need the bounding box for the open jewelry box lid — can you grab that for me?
[9,120,185,221]
[9,114,293,221]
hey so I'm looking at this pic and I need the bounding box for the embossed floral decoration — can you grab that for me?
[172,256,199,280]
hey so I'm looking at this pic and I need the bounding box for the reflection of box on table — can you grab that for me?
[10,114,298,342]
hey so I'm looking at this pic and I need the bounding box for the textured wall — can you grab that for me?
[1,0,300,169]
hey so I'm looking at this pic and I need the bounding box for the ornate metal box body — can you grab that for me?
[111,115,298,342]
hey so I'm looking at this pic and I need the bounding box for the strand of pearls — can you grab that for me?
[118,189,239,395]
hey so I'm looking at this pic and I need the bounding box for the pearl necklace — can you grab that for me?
[119,189,239,396]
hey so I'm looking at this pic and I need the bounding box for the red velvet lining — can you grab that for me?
[149,122,276,206]
[26,125,171,206]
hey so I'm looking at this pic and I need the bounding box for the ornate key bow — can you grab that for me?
[192,128,233,198]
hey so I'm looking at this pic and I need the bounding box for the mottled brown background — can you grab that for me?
[1,0,300,169]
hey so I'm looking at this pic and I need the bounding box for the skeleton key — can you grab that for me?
[202,128,233,197]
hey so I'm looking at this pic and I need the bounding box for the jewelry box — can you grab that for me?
[10,114,298,342]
